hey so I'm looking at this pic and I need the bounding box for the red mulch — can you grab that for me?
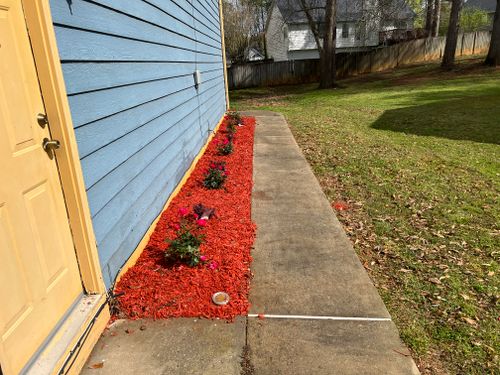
[114,116,256,321]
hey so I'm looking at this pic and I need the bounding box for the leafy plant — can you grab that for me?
[167,231,202,266]
[165,208,206,266]
[226,110,242,134]
[460,7,490,33]
[227,120,238,135]
[227,110,242,124]
[203,161,228,189]
[217,137,234,155]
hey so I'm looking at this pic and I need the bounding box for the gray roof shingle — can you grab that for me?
[464,0,497,12]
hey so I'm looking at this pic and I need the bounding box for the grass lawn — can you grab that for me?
[231,58,500,374]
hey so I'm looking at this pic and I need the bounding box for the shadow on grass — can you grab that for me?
[371,90,500,145]
[230,83,319,101]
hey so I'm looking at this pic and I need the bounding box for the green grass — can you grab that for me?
[232,59,500,374]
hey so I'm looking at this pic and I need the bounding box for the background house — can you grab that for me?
[0,0,227,374]
[265,0,415,61]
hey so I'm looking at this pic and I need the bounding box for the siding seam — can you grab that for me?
[74,74,222,131]
[68,68,221,96]
[84,80,224,192]
[142,0,220,41]
[90,108,203,220]
[80,0,221,49]
[54,23,220,57]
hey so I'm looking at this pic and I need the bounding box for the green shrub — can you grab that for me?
[203,161,228,189]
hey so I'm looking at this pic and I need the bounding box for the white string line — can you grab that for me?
[247,314,392,322]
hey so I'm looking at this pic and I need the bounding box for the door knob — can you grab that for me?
[42,138,60,159]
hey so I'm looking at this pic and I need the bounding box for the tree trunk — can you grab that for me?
[485,0,500,66]
[431,0,441,37]
[426,0,434,36]
[319,0,337,88]
[442,0,463,68]
[261,7,268,59]
[299,0,322,55]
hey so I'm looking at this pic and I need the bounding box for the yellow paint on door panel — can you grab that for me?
[0,1,83,374]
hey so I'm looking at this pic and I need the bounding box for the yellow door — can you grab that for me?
[0,1,84,374]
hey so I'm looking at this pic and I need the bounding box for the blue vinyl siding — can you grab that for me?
[50,0,226,288]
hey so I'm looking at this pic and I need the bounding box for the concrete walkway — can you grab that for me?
[245,111,419,374]
[82,111,419,374]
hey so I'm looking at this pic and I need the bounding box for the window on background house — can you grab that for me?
[342,23,349,38]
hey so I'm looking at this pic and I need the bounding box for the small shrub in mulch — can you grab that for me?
[226,110,241,135]
[203,161,228,189]
[227,110,242,124]
[217,136,234,156]
[114,115,256,320]
[164,209,205,267]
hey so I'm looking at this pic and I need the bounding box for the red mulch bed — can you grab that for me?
[114,116,256,321]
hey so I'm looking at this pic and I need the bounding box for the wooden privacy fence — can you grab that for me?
[227,59,320,89]
[227,31,491,90]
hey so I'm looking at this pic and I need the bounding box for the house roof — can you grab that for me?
[464,0,497,12]
[276,0,415,24]
[276,0,357,23]
[246,47,265,59]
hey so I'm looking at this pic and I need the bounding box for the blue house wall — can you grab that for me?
[49,0,227,288]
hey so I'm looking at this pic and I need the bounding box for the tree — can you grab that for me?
[223,0,255,63]
[222,0,272,63]
[243,0,273,57]
[442,0,463,68]
[431,0,441,36]
[298,0,338,88]
[318,0,337,88]
[426,0,434,35]
[460,7,490,32]
[485,0,500,66]
[410,0,426,28]
[271,0,416,88]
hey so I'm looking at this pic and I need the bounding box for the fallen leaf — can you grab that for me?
[140,325,147,331]
[429,278,442,285]
[463,317,478,326]
[89,362,104,369]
